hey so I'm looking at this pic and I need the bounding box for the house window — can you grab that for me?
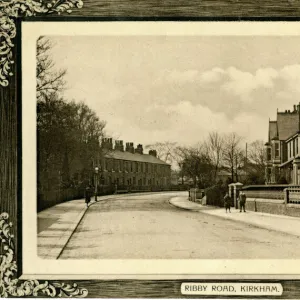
[292,140,295,157]
[267,148,271,161]
[297,138,299,155]
[275,143,279,158]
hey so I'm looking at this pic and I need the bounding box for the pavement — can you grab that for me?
[170,196,300,238]
[37,195,116,259]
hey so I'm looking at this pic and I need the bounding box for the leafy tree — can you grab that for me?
[37,96,107,192]
[180,145,214,188]
[36,38,107,194]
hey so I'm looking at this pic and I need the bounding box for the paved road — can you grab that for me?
[59,192,300,259]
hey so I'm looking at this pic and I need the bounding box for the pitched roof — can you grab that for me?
[277,112,299,141]
[104,150,170,165]
[268,121,278,142]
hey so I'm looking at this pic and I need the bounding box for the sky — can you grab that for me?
[47,35,300,148]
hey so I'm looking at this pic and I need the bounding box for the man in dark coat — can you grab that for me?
[85,185,92,207]
[224,192,231,213]
[239,191,246,212]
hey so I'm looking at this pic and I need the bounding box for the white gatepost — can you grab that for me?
[228,182,243,209]
[293,158,300,185]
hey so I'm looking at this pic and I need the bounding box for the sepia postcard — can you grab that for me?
[4,12,300,298]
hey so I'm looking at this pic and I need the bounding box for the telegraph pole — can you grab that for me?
[245,143,248,167]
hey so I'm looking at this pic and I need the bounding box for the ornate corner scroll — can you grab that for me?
[0,0,84,87]
[0,212,88,297]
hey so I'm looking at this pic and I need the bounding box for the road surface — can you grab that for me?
[59,192,300,259]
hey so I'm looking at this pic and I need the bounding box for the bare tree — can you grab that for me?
[246,140,266,184]
[36,36,66,101]
[222,132,244,182]
[204,131,224,182]
[173,146,192,184]
[145,141,178,165]
[247,140,265,168]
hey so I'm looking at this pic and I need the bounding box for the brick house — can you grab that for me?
[265,103,300,184]
[96,138,171,189]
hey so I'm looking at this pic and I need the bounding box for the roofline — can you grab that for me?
[277,111,299,114]
[285,131,300,143]
[279,156,298,168]
[104,152,171,166]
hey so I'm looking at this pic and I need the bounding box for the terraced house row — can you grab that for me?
[97,138,171,188]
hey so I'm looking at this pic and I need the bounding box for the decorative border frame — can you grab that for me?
[0,1,89,297]
[3,3,300,297]
[0,0,83,87]
[0,213,88,297]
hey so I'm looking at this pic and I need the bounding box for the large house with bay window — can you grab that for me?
[265,103,300,184]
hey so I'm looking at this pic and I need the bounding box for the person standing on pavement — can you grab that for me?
[85,185,92,207]
[239,191,247,212]
[224,192,231,213]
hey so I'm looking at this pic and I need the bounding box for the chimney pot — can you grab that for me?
[135,144,143,154]
[115,140,124,151]
[125,142,135,153]
[149,149,157,157]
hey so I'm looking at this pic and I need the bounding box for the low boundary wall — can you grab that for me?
[241,184,300,217]
[245,198,300,217]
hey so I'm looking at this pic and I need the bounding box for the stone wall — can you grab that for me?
[245,198,300,217]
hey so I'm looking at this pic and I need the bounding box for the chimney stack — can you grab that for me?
[102,138,113,150]
[149,150,157,157]
[125,142,135,154]
[135,144,143,154]
[115,140,124,152]
[294,105,297,112]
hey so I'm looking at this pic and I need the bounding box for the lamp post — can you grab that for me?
[95,166,99,202]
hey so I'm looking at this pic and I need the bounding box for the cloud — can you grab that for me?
[103,99,267,147]
[157,69,199,84]
[221,67,278,102]
[200,67,225,84]
[65,60,300,147]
